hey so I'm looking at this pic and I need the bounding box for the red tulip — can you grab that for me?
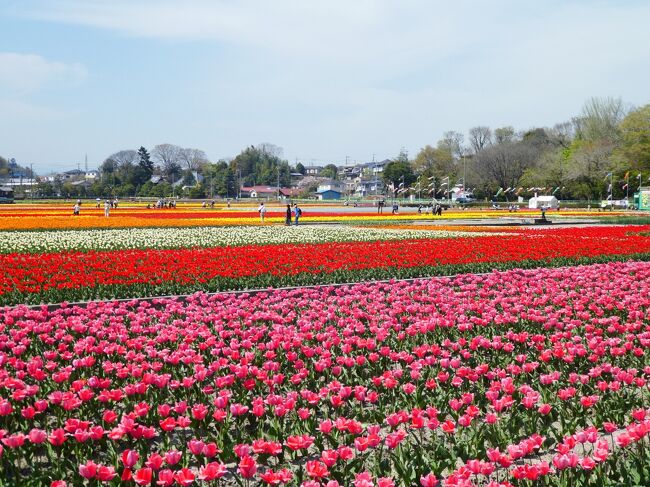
[420,473,438,487]
[121,449,139,468]
[174,468,195,486]
[133,467,153,486]
[156,469,174,486]
[96,465,117,482]
[306,460,329,479]
[238,455,257,479]
[164,450,181,466]
[79,460,98,479]
[198,462,226,481]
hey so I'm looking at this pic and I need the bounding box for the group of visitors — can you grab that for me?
[74,198,118,216]
[152,199,176,209]
[415,203,444,216]
[257,203,302,225]
[94,198,119,210]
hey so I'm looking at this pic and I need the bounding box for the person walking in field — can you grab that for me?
[73,203,80,216]
[104,200,111,217]
[294,204,302,225]
[285,204,292,226]
[258,202,267,223]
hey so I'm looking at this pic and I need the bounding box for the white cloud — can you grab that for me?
[0,52,87,95]
[6,1,650,167]
[17,1,498,71]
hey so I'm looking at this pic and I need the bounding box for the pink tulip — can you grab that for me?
[78,460,98,479]
[420,473,438,487]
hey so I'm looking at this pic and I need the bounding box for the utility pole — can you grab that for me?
[372,153,377,196]
[30,163,34,201]
[462,154,466,193]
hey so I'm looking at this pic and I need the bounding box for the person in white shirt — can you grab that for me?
[258,202,267,223]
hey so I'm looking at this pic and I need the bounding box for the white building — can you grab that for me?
[317,180,344,193]
[528,195,559,209]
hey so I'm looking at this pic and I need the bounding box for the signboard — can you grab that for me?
[634,189,650,210]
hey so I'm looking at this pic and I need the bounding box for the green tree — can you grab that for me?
[295,162,306,175]
[320,164,338,179]
[616,104,650,171]
[413,144,454,178]
[135,146,154,186]
[494,126,516,144]
[383,150,416,196]
[0,156,9,179]
[36,180,55,198]
[576,97,626,143]
[230,145,291,187]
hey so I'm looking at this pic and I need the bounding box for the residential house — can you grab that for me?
[240,185,279,198]
[316,180,344,200]
[354,179,383,197]
[304,166,323,176]
[279,188,302,198]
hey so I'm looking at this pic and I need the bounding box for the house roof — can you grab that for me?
[279,188,301,197]
[241,185,279,194]
[316,189,342,194]
[318,179,342,186]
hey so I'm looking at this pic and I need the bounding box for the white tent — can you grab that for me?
[528,195,559,209]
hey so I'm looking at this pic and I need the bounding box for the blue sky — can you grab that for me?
[1,0,649,173]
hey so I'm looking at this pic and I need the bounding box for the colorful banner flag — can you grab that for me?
[495,187,503,197]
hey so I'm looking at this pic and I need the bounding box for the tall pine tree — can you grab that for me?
[136,146,154,186]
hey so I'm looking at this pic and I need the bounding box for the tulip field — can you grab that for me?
[0,204,632,231]
[1,204,650,486]
[1,261,650,486]
[2,224,650,305]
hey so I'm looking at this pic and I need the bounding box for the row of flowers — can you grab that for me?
[0,208,630,231]
[1,261,649,485]
[0,226,492,254]
[1,226,650,305]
